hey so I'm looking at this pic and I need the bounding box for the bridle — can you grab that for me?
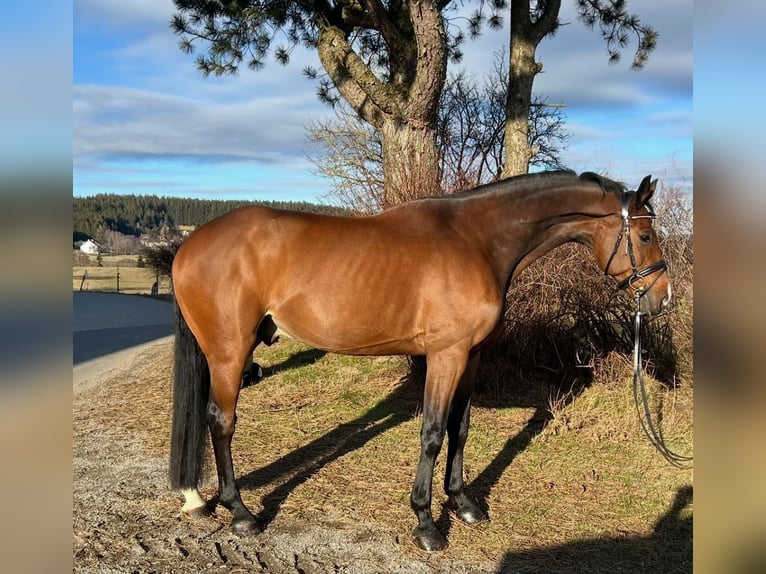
[606,192,691,468]
[604,191,668,296]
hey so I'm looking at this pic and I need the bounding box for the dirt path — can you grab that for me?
[72,340,495,574]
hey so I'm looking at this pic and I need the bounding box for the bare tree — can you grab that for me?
[528,96,570,171]
[438,71,503,193]
[306,109,384,213]
[440,51,569,193]
[104,230,142,256]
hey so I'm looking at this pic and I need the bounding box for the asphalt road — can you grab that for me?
[73,292,174,387]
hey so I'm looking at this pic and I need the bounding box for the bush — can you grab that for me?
[478,183,693,397]
[409,184,693,400]
[140,238,183,284]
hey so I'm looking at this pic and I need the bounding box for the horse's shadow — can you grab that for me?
[234,343,595,531]
[262,348,328,377]
[496,485,693,573]
[237,373,420,527]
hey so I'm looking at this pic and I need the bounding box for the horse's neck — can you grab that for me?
[459,184,609,285]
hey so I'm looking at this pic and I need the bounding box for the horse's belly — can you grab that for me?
[266,305,425,356]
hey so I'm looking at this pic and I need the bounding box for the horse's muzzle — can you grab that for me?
[638,279,671,317]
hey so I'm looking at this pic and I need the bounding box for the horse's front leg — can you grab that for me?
[208,359,260,536]
[444,352,488,525]
[410,347,469,552]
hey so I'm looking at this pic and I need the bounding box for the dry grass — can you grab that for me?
[73,253,172,295]
[79,332,692,571]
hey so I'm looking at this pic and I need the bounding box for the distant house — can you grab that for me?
[177,225,196,237]
[139,237,171,250]
[80,238,102,255]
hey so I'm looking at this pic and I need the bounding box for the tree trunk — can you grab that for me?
[380,119,441,207]
[316,0,446,208]
[503,0,560,178]
[503,34,538,177]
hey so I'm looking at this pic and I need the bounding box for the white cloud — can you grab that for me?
[74,84,324,164]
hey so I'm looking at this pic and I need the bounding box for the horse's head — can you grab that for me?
[595,175,671,316]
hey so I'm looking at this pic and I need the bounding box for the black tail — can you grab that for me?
[169,300,210,490]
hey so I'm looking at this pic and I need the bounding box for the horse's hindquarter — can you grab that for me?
[175,205,505,357]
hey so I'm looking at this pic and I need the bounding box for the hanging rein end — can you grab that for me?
[603,188,689,466]
[629,282,693,469]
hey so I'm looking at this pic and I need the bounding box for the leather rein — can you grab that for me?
[607,193,691,468]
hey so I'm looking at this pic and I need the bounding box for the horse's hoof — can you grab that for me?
[182,504,212,520]
[450,495,489,525]
[412,525,448,553]
[231,518,260,537]
[455,504,489,525]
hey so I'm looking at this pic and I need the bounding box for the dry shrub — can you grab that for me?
[407,184,693,403]
[478,182,693,399]
[141,238,183,281]
[479,244,616,399]
[653,183,693,383]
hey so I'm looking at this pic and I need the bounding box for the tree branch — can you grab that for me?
[576,0,658,68]
[316,25,397,128]
[405,0,447,124]
[530,0,562,44]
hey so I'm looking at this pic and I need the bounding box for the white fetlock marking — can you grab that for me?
[181,488,206,514]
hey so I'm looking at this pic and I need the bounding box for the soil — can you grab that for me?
[72,340,496,574]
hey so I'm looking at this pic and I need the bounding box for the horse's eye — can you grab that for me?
[639,233,652,244]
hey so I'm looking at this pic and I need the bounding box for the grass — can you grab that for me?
[81,334,692,571]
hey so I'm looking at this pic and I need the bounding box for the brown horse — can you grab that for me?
[169,170,670,552]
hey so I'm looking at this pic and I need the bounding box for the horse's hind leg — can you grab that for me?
[444,352,488,525]
[207,354,260,536]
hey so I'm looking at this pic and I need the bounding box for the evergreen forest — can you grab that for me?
[73,194,347,243]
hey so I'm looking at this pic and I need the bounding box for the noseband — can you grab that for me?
[604,192,667,296]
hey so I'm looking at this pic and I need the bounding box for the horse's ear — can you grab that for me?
[635,175,657,207]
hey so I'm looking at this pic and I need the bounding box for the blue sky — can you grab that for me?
[73,0,692,204]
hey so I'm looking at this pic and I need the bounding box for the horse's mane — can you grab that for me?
[576,171,628,196]
[447,170,628,199]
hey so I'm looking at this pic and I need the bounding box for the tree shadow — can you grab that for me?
[496,485,693,573]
